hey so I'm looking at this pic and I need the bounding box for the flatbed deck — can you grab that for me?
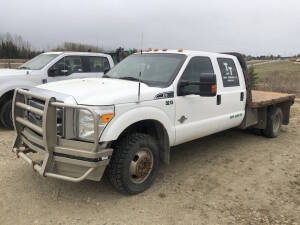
[250,90,296,108]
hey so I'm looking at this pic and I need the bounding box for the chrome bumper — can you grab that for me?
[12,88,112,182]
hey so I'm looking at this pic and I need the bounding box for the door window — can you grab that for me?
[84,56,110,72]
[179,56,215,93]
[48,56,83,76]
[217,58,240,87]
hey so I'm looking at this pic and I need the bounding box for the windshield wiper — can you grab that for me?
[102,74,111,78]
[18,66,31,70]
[119,76,140,82]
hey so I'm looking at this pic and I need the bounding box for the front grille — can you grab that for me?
[28,98,64,137]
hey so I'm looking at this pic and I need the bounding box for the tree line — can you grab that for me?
[0,33,42,59]
[0,33,137,60]
[1,33,299,61]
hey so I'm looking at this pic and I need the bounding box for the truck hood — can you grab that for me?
[37,78,166,105]
[0,69,32,77]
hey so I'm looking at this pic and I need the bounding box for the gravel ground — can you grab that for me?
[0,103,299,225]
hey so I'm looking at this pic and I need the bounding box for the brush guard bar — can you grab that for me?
[12,89,112,182]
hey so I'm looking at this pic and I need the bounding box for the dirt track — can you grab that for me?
[0,103,300,225]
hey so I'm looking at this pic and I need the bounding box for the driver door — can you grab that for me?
[175,56,221,145]
[47,56,86,82]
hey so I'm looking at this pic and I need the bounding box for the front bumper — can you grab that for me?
[12,89,113,182]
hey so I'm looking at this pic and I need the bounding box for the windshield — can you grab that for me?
[19,54,59,70]
[106,53,187,87]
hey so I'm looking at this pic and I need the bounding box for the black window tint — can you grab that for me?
[217,58,240,87]
[181,57,214,82]
[180,57,214,93]
[86,56,110,72]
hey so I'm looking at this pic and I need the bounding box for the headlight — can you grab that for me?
[77,105,114,142]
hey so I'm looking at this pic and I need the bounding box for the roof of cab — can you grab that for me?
[140,49,236,59]
[43,51,110,56]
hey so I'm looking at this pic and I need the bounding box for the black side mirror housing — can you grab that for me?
[103,68,110,74]
[48,64,70,77]
[178,73,216,97]
[199,73,217,97]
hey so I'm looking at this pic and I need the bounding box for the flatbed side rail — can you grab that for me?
[250,90,296,108]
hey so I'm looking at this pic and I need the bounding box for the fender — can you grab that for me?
[100,105,175,145]
[0,79,37,99]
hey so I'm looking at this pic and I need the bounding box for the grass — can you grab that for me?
[251,60,300,96]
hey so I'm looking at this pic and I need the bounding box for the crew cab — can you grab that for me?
[0,51,114,129]
[11,50,295,195]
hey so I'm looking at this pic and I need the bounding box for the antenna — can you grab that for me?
[137,32,143,103]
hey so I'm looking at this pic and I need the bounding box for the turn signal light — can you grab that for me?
[211,84,217,94]
[178,48,183,52]
[101,113,114,124]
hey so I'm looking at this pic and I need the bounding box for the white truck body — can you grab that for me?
[12,50,295,194]
[0,52,114,128]
[37,50,246,145]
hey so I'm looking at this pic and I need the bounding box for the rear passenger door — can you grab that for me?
[215,57,246,129]
[81,56,111,78]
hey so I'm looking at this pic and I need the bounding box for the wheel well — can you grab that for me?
[113,120,170,164]
[0,90,14,110]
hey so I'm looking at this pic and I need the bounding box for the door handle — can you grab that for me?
[240,92,244,101]
[217,94,221,105]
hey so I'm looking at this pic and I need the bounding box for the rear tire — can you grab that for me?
[0,100,14,130]
[263,107,283,138]
[106,133,159,195]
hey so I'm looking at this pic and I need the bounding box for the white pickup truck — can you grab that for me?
[0,52,114,129]
[12,50,295,195]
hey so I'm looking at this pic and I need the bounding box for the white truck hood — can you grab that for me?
[0,69,31,77]
[37,78,165,105]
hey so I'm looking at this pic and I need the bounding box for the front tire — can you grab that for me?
[263,107,283,138]
[0,100,14,129]
[106,133,159,195]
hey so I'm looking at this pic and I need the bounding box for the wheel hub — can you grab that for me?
[273,113,281,132]
[129,149,153,184]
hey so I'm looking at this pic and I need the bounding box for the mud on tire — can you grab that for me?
[106,133,159,195]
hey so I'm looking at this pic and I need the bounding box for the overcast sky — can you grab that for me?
[1,0,300,55]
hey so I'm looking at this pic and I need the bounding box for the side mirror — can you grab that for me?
[199,73,217,97]
[48,64,70,77]
[178,74,216,97]
[103,68,110,74]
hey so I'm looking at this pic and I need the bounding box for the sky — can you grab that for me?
[0,0,300,56]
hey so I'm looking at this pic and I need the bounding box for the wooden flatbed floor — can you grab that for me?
[250,90,296,108]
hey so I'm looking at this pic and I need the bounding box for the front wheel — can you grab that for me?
[0,100,14,129]
[106,133,159,195]
[263,107,283,138]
